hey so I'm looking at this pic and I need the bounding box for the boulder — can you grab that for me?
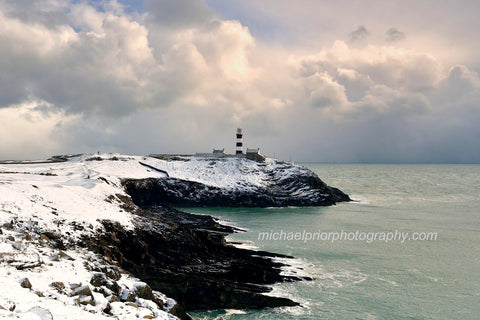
[50,282,65,293]
[20,278,32,289]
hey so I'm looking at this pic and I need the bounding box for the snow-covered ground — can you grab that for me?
[142,155,313,191]
[0,228,177,319]
[0,153,307,232]
[0,154,173,319]
[0,153,314,319]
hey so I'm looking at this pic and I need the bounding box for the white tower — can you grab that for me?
[236,128,243,155]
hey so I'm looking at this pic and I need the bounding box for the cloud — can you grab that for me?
[386,27,406,42]
[144,0,214,28]
[0,1,291,158]
[0,100,78,159]
[0,7,157,116]
[348,25,369,43]
[287,39,480,162]
[0,2,265,119]
[1,0,480,162]
[303,72,349,111]
[0,0,69,28]
[294,41,441,116]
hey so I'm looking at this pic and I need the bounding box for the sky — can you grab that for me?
[0,0,479,163]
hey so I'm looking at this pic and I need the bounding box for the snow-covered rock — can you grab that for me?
[125,155,350,207]
[0,154,183,319]
[0,153,349,319]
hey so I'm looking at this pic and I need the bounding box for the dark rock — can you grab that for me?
[89,272,121,295]
[103,303,112,314]
[42,231,60,240]
[35,291,45,297]
[123,174,349,208]
[90,273,106,287]
[134,282,154,300]
[84,211,301,317]
[51,251,73,261]
[106,281,121,296]
[72,285,93,298]
[58,251,74,260]
[97,177,110,185]
[120,289,137,302]
[169,302,192,320]
[103,266,121,281]
[78,157,348,319]
[1,300,16,311]
[122,158,349,208]
[20,278,32,289]
[3,222,13,230]
[151,292,165,310]
[76,295,94,306]
[50,282,65,293]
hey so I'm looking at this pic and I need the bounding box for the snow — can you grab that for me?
[0,153,182,319]
[0,226,177,319]
[0,154,170,234]
[141,155,306,191]
[0,152,311,319]
[0,153,309,238]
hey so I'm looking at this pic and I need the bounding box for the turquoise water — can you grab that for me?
[186,164,480,320]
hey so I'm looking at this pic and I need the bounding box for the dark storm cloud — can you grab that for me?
[0,10,153,116]
[144,0,214,28]
[1,0,480,163]
[348,25,369,43]
[0,0,69,28]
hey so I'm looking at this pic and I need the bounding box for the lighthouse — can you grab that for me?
[236,128,243,155]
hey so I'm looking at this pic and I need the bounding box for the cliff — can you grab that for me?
[0,153,349,319]
[126,155,350,207]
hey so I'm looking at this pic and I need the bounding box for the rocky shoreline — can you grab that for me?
[0,154,350,319]
[82,207,302,317]
[107,161,349,317]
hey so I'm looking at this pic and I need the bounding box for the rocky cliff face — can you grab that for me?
[82,207,303,314]
[0,153,350,320]
[111,157,349,314]
[123,157,350,207]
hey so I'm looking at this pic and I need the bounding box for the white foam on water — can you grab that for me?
[348,194,371,204]
[213,217,248,232]
[271,256,315,279]
[313,266,368,290]
[224,309,247,315]
[226,239,258,251]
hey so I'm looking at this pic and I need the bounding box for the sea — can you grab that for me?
[185,164,480,320]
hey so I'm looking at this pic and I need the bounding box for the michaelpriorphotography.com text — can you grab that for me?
[257,229,438,244]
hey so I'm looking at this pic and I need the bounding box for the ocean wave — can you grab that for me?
[348,194,371,204]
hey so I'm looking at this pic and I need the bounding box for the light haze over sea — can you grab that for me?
[186,164,480,319]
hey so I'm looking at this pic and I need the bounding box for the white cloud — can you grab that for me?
[292,41,446,119]
[0,100,78,159]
